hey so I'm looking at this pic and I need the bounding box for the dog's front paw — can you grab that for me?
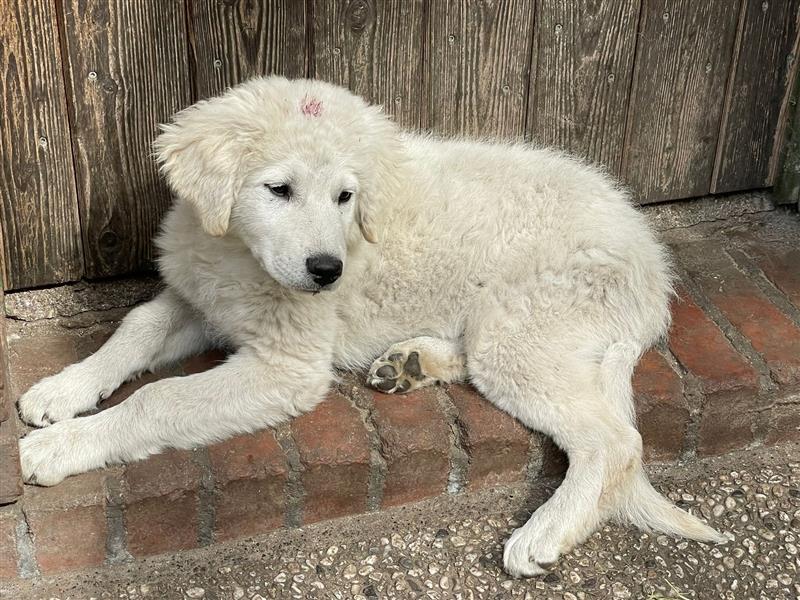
[18,364,106,427]
[20,419,107,486]
[367,347,438,394]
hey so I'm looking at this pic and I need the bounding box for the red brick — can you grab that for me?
[698,397,760,456]
[447,384,529,488]
[681,244,800,386]
[8,335,78,397]
[24,470,108,574]
[539,436,568,478]
[0,309,10,423]
[123,449,200,556]
[663,285,766,456]
[372,389,450,507]
[292,392,370,523]
[0,507,18,579]
[668,289,759,395]
[73,327,115,360]
[209,430,287,540]
[633,350,688,461]
[0,419,22,504]
[764,403,800,446]
[746,244,800,309]
[182,349,228,375]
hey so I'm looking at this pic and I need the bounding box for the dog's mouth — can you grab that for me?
[290,280,341,294]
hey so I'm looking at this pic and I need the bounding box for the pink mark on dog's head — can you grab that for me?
[300,96,324,117]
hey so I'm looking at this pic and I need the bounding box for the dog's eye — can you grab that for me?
[266,184,290,198]
[338,191,353,204]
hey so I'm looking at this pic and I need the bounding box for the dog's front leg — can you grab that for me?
[19,348,331,486]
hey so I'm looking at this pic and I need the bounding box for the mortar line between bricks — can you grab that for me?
[192,448,216,547]
[672,260,776,391]
[656,341,702,462]
[15,503,40,578]
[104,472,133,565]
[726,247,800,329]
[434,387,469,495]
[274,422,304,528]
[341,380,387,512]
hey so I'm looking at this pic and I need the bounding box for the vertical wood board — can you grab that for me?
[0,0,84,290]
[191,0,308,100]
[712,0,800,193]
[60,0,192,278]
[622,0,741,203]
[528,0,641,176]
[313,0,425,130]
[426,0,535,138]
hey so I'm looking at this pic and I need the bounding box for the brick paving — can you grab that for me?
[0,200,799,580]
[2,444,798,600]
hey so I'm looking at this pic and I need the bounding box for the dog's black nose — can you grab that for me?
[306,254,343,286]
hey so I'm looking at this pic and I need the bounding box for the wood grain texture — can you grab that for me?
[192,0,308,100]
[313,0,425,130]
[426,0,535,138]
[0,0,84,290]
[712,0,800,193]
[59,0,192,278]
[775,67,800,205]
[622,0,741,203]
[528,0,640,176]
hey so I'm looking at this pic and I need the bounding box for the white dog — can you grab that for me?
[18,77,724,576]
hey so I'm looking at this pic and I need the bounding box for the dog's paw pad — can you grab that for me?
[367,349,438,394]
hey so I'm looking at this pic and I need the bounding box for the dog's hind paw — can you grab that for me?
[367,348,437,394]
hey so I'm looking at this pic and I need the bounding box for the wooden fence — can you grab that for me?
[1,0,799,291]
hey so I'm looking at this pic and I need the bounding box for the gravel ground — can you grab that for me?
[2,443,798,600]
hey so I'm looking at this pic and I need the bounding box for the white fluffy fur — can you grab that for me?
[18,76,725,576]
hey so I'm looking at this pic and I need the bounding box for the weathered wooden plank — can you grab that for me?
[622,1,741,203]
[426,0,535,138]
[59,0,192,278]
[528,1,640,177]
[712,0,800,193]
[775,66,800,205]
[312,0,425,130]
[0,0,84,290]
[192,0,308,100]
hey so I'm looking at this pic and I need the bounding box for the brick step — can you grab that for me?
[2,222,800,578]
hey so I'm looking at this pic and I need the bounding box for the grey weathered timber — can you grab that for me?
[426,0,535,138]
[59,0,192,278]
[622,0,741,203]
[313,0,425,130]
[712,0,800,194]
[0,0,84,290]
[528,0,640,177]
[192,0,308,100]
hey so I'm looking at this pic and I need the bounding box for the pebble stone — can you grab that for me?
[5,445,799,600]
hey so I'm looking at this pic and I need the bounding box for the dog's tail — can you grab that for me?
[601,342,727,544]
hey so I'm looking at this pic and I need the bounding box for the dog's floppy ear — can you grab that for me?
[356,200,378,244]
[154,104,241,237]
[354,106,405,245]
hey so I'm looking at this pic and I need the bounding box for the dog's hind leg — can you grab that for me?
[367,336,466,394]
[18,289,211,427]
[464,298,723,577]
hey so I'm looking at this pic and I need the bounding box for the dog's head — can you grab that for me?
[154,76,401,292]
